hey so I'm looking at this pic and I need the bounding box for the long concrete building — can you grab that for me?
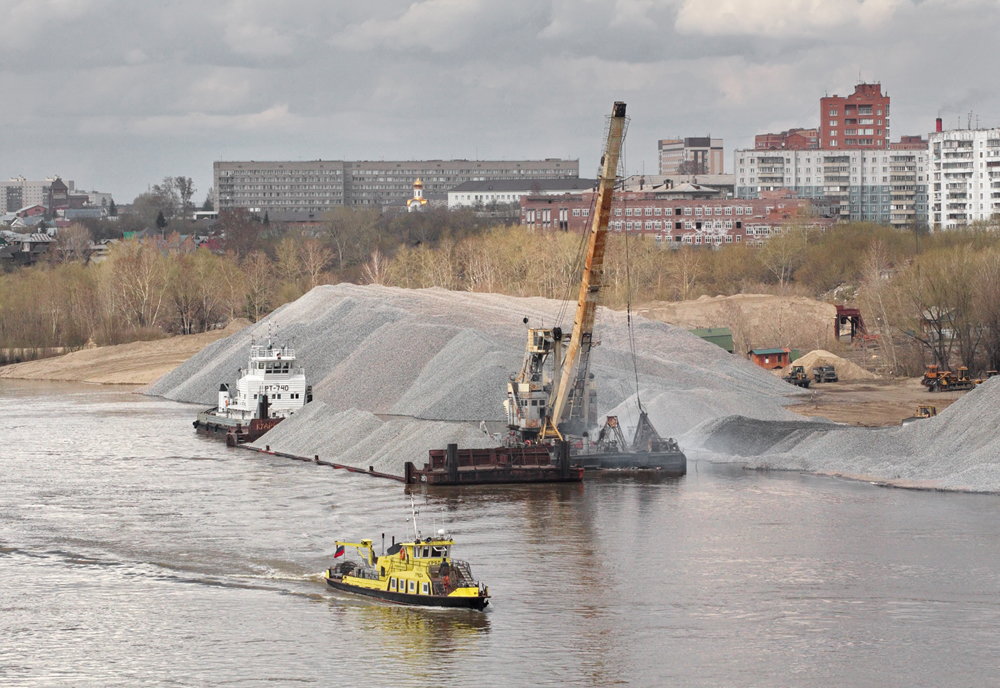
[214,159,579,212]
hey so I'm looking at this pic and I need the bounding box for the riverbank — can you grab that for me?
[0,319,249,385]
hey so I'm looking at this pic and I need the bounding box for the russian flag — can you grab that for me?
[334,545,345,558]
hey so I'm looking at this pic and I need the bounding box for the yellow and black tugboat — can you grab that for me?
[325,512,489,611]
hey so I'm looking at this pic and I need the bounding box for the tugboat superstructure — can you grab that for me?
[194,324,311,445]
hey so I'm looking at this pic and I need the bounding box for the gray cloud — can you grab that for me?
[1,0,999,201]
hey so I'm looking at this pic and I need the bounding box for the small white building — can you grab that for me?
[448,179,597,209]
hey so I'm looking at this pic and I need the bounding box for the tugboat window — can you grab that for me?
[389,578,396,592]
[408,580,416,593]
[421,582,429,595]
[421,547,430,558]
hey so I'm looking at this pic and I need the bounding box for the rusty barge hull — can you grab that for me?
[406,443,582,485]
[194,411,282,446]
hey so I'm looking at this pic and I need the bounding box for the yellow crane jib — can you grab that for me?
[548,101,627,437]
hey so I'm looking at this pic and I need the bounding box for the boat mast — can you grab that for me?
[546,101,627,437]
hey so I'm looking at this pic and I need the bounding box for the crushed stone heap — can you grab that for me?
[149,284,804,476]
[684,376,1000,492]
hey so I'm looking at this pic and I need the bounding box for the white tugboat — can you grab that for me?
[193,324,311,446]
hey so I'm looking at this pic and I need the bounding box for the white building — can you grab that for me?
[447,178,597,209]
[734,147,930,226]
[1,177,75,213]
[928,128,1000,229]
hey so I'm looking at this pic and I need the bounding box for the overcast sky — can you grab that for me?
[2,0,999,202]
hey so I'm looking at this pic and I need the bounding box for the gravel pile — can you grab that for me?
[150,284,803,476]
[685,377,1000,492]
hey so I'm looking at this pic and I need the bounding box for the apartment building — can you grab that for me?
[819,83,891,150]
[214,159,580,213]
[1,177,76,213]
[734,146,930,226]
[658,137,724,175]
[928,126,1000,229]
[447,178,596,209]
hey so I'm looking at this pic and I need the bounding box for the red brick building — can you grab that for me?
[890,135,927,150]
[520,190,834,248]
[819,83,890,150]
[755,128,818,150]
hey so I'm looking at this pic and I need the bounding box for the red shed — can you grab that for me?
[749,348,790,370]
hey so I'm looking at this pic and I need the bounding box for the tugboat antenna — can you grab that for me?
[409,495,421,541]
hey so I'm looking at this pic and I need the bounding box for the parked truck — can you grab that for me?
[813,365,838,383]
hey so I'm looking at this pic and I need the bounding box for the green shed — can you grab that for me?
[690,327,734,353]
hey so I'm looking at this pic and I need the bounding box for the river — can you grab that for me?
[2,380,999,686]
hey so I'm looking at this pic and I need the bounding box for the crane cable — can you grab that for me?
[619,139,644,419]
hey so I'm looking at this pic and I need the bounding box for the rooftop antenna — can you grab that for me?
[968,112,973,130]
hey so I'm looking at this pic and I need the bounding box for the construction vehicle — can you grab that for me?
[782,365,811,388]
[901,404,937,426]
[813,365,839,383]
[503,102,684,474]
[924,365,978,392]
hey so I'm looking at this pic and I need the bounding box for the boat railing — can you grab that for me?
[452,560,477,586]
[249,345,296,360]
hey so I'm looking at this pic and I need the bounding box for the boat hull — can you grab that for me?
[325,576,489,611]
[575,450,687,475]
[193,411,283,446]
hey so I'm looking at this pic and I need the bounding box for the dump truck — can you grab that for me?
[782,365,811,388]
[813,365,838,383]
[901,404,937,426]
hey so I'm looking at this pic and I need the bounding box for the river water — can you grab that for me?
[2,380,1000,686]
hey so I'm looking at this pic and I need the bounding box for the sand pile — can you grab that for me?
[685,376,1000,492]
[778,349,876,381]
[150,284,804,476]
[636,294,838,353]
[0,319,250,385]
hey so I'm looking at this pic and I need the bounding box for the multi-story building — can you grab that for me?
[928,126,1000,229]
[819,83,891,150]
[658,137,724,175]
[755,128,819,150]
[733,146,930,226]
[520,190,833,246]
[1,177,77,213]
[214,159,580,213]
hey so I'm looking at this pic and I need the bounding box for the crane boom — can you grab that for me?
[547,101,627,436]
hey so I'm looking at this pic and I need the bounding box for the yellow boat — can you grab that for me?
[325,531,489,611]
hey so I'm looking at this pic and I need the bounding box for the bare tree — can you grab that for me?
[52,223,92,263]
[219,208,262,259]
[175,176,196,219]
[362,248,389,285]
[300,238,333,290]
[242,251,273,322]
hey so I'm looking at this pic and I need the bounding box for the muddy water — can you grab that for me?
[2,380,999,686]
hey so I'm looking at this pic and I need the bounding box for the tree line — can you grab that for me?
[6,206,1000,377]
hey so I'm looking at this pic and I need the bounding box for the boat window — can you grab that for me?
[408,580,416,594]
[421,582,430,595]
[389,578,396,592]
[421,546,430,558]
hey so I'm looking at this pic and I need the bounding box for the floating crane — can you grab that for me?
[504,101,627,442]
[503,101,685,474]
